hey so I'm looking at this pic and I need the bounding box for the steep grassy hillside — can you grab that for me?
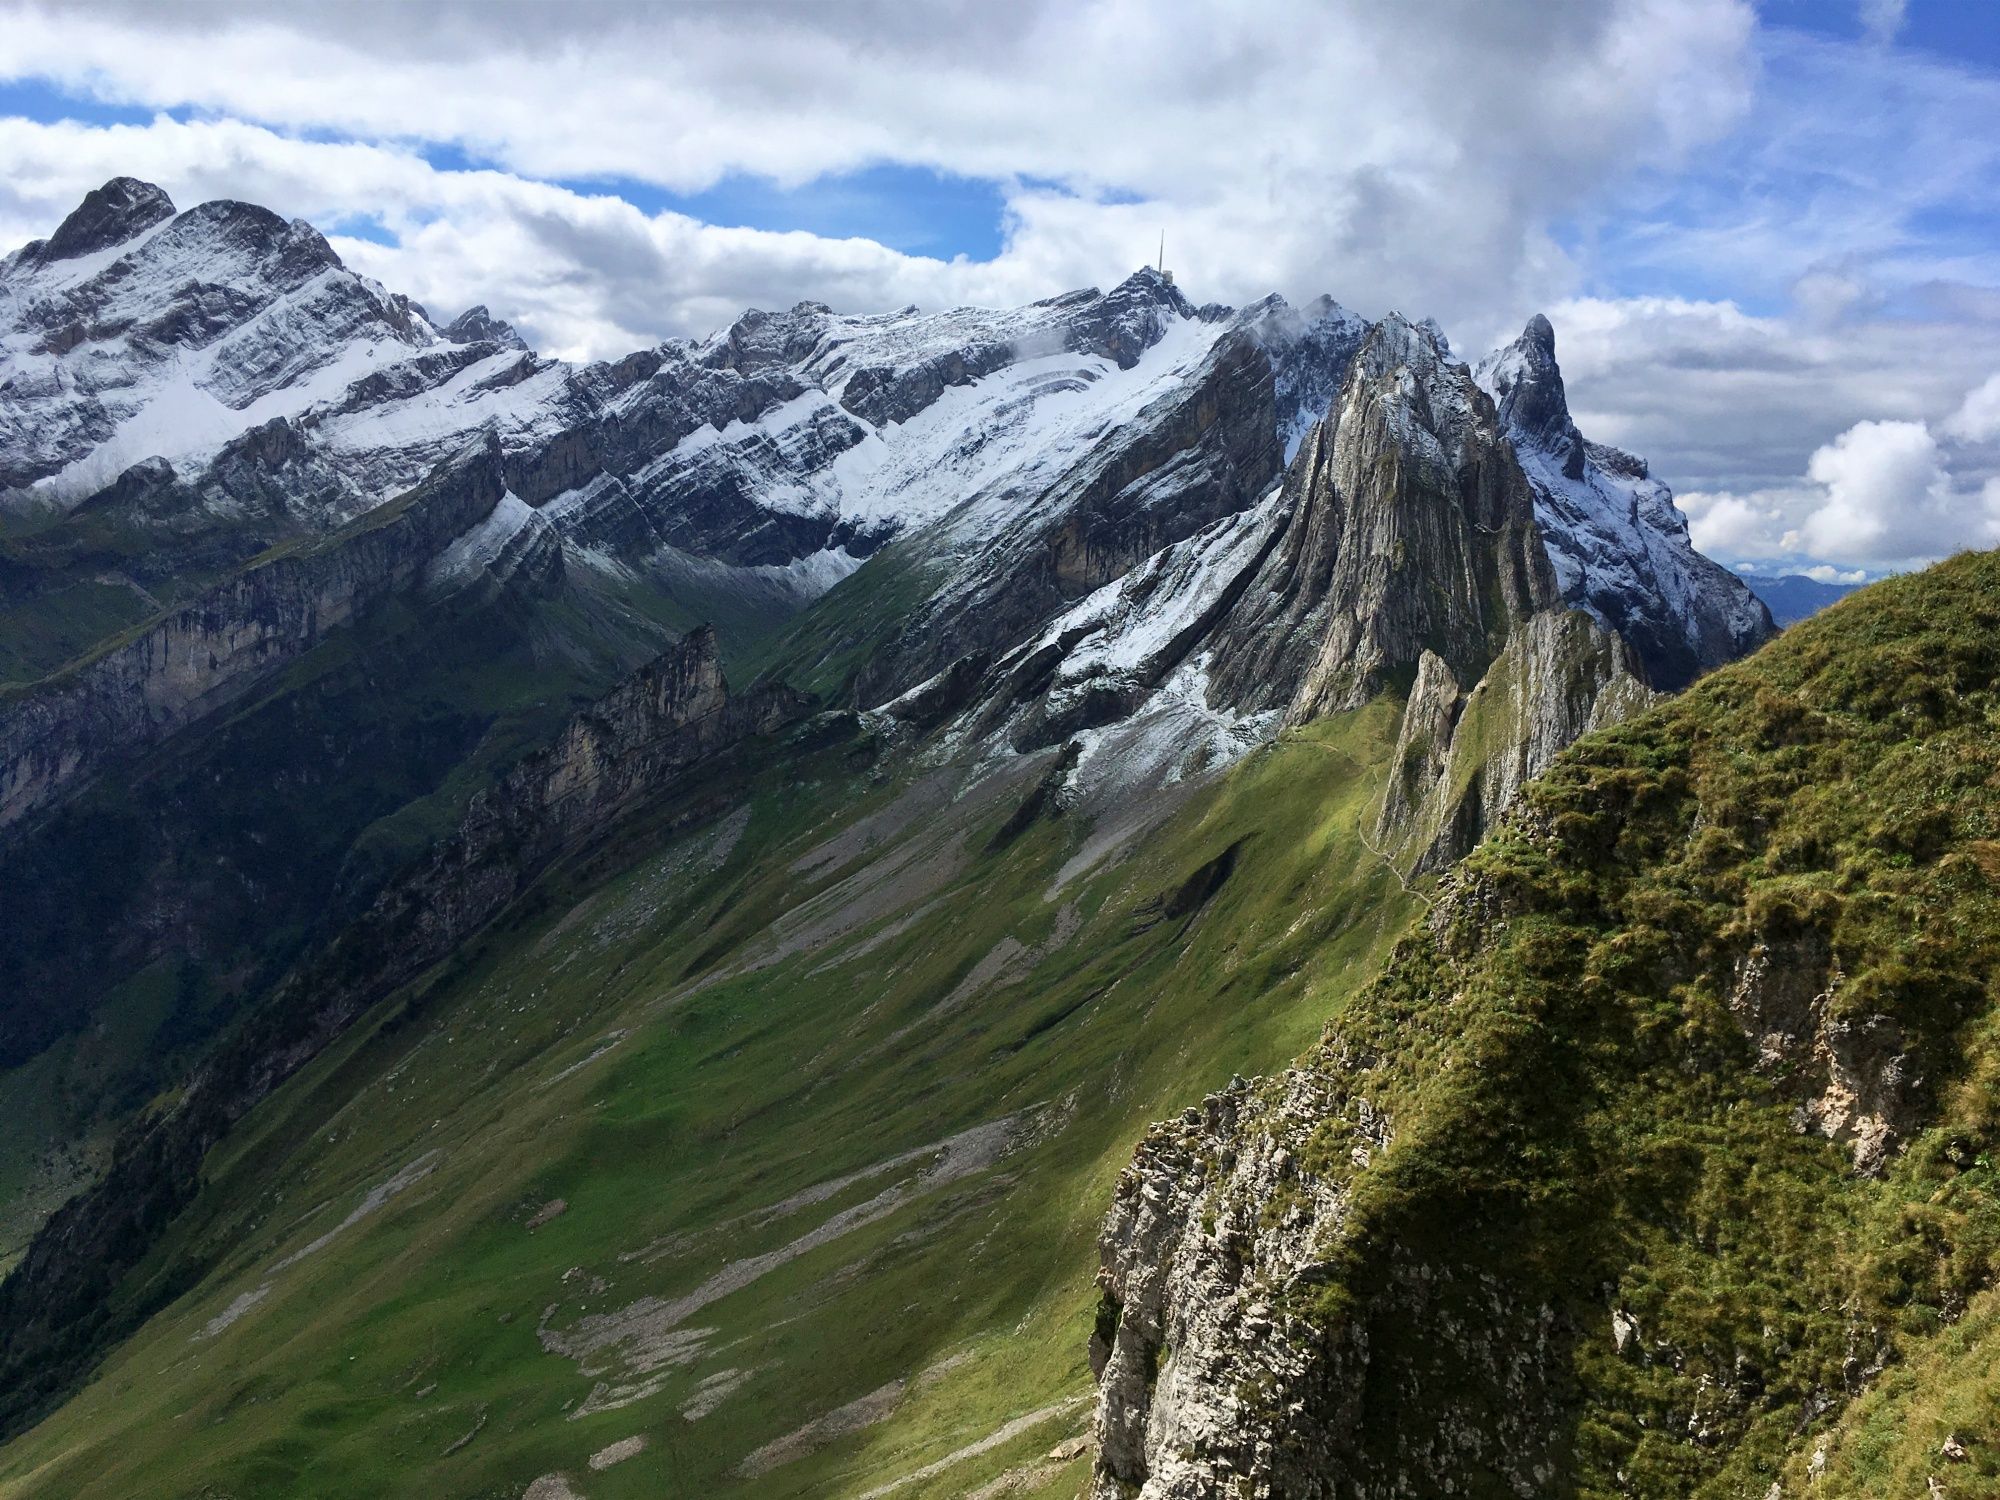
[0,575,655,1263]
[1094,550,2000,1497]
[0,519,821,1273]
[0,699,1417,1498]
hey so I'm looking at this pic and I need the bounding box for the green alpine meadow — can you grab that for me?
[3,7,1999,1496]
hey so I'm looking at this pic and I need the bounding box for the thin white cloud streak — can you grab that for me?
[1858,0,1908,47]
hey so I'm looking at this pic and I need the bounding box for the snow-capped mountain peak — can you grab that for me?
[2,180,1771,716]
[1,178,450,506]
[1475,314,1774,688]
[24,176,176,268]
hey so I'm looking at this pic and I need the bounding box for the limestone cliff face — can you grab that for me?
[1276,315,1560,720]
[0,439,517,830]
[946,316,1654,851]
[1373,612,1654,873]
[368,626,795,978]
[1088,1050,1568,1500]
[1206,316,1650,865]
[1289,322,1650,869]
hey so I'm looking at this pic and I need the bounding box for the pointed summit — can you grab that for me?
[1475,313,1776,690]
[442,305,528,351]
[1478,313,1579,467]
[1067,267,1195,368]
[37,177,176,264]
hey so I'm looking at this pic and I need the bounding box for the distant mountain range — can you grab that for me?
[27,177,1985,1500]
[1737,570,1866,625]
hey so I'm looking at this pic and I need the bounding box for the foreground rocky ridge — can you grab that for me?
[1091,552,2000,1498]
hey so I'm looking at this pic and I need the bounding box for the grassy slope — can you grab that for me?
[0,703,1417,1499]
[0,562,704,1260]
[1220,550,2000,1493]
[0,499,830,1266]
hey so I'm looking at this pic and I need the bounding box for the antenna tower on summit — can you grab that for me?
[1156,232,1173,287]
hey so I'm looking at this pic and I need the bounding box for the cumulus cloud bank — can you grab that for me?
[2,0,1998,575]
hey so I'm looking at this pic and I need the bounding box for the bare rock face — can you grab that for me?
[0,438,514,830]
[1280,316,1559,719]
[1089,1049,1565,1500]
[32,177,176,265]
[1727,938,1919,1175]
[946,315,1656,846]
[440,304,527,351]
[1204,316,1650,865]
[1475,315,1775,690]
[377,623,798,968]
[1090,1074,1366,1500]
[1374,611,1654,873]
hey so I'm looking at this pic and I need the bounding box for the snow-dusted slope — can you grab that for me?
[1475,315,1773,688]
[0,182,1342,606]
[0,178,472,511]
[2,185,1361,646]
[4,178,1770,720]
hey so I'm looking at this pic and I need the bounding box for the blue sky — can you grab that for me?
[1,0,1997,576]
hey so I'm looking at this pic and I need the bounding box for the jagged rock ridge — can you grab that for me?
[0,624,803,1437]
[944,315,1652,868]
[1088,554,2000,1498]
[1475,315,1775,689]
[0,436,547,829]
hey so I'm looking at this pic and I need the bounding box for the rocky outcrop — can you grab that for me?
[1089,1047,1569,1500]
[1225,317,1651,862]
[1086,551,2000,1499]
[29,177,175,266]
[0,438,513,830]
[441,304,528,351]
[1726,934,1920,1175]
[1373,612,1654,872]
[1273,316,1561,718]
[1475,315,1775,689]
[961,314,1653,856]
[0,626,803,1440]
[367,625,798,972]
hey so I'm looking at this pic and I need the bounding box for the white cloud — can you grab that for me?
[1944,372,2000,443]
[1789,264,1880,328]
[0,0,1759,353]
[1,0,1998,582]
[0,115,1032,361]
[1799,420,1957,561]
[1800,563,1868,584]
[1680,488,1793,558]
